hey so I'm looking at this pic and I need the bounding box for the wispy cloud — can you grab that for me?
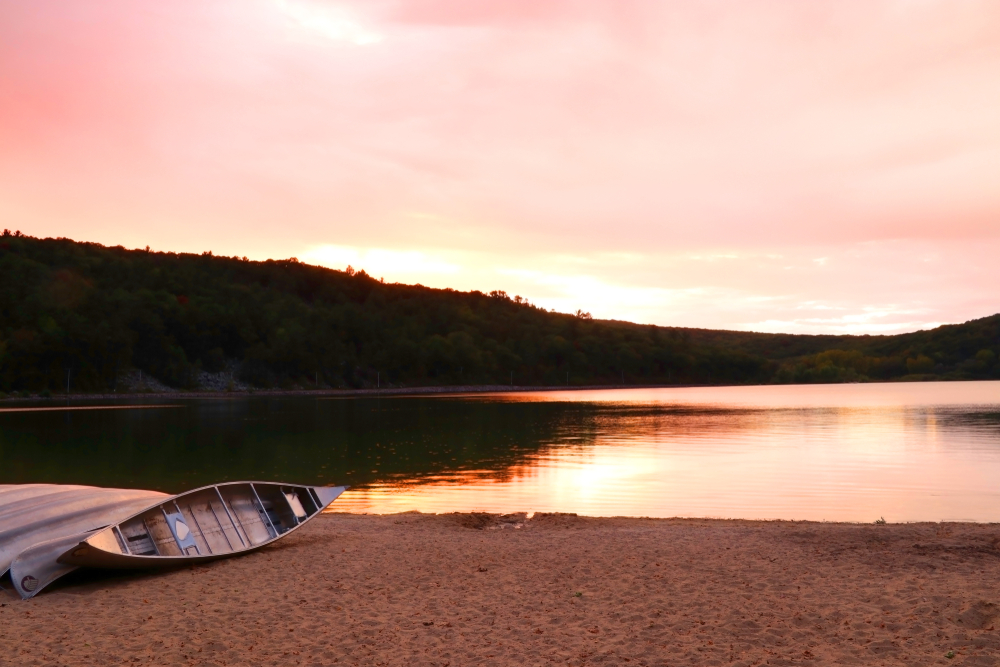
[273,0,383,44]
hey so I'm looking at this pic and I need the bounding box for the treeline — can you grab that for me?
[770,320,1000,383]
[0,232,997,393]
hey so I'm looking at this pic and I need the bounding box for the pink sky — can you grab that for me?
[2,0,998,334]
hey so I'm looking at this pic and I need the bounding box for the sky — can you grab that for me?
[1,0,998,334]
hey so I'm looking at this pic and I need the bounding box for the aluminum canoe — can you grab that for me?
[56,482,347,570]
[3,482,346,599]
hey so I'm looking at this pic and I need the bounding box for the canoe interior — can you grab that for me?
[111,483,323,558]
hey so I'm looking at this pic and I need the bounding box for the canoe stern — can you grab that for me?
[311,485,348,509]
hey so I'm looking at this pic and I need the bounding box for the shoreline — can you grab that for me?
[0,382,704,403]
[329,511,1000,525]
[3,513,998,665]
[0,376,987,403]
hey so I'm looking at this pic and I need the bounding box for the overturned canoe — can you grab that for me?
[0,484,169,580]
[5,481,346,599]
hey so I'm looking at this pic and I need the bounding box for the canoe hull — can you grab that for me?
[10,530,95,599]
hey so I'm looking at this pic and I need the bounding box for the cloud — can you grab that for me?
[1,0,998,333]
[274,0,383,44]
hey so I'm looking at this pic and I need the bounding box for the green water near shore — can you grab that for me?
[2,382,999,521]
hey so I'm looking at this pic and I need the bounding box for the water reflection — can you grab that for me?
[1,382,999,521]
[0,396,574,490]
[338,383,1000,521]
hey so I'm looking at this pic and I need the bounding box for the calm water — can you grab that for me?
[2,382,999,521]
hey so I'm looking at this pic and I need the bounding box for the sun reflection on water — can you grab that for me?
[334,382,1000,522]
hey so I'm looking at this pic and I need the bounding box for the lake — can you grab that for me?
[2,381,999,521]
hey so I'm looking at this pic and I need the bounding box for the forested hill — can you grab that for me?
[1,232,998,393]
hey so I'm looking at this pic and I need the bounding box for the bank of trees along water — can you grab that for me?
[1,232,998,393]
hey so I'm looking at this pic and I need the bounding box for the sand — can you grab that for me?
[2,513,999,666]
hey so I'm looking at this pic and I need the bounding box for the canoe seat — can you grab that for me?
[120,520,158,556]
[164,510,200,555]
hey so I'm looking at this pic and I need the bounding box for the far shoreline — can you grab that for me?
[0,382,717,403]
[0,376,986,403]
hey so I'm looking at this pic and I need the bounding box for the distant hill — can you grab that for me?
[1,231,997,394]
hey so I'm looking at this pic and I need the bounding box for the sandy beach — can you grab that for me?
[2,513,999,666]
